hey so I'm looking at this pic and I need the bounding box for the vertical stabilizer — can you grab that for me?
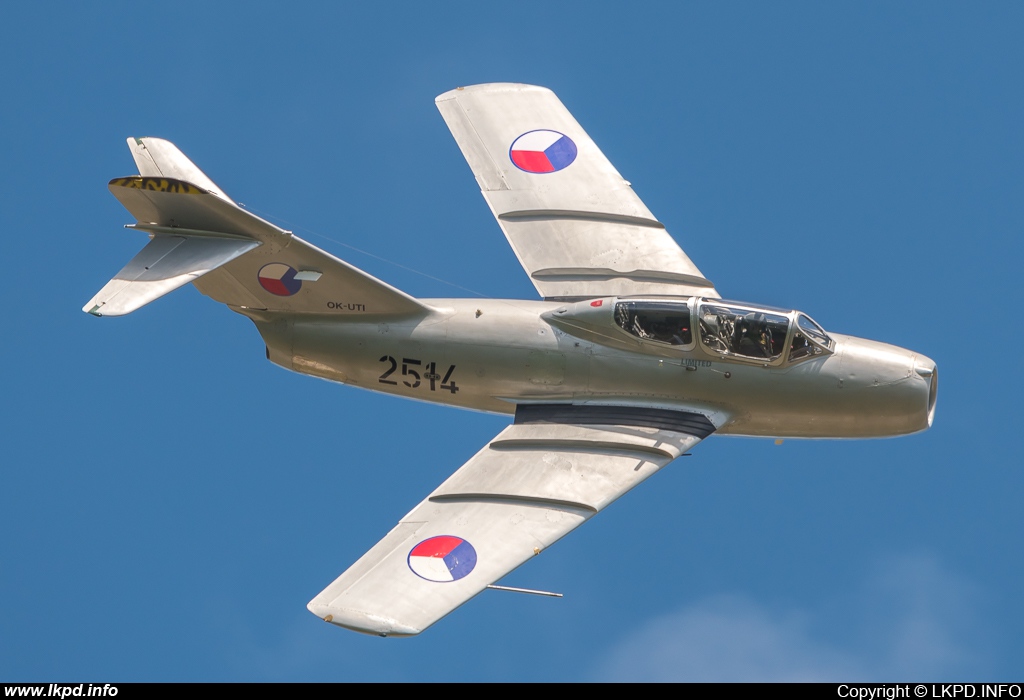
[127,137,231,201]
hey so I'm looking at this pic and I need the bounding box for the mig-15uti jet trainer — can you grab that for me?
[85,83,937,637]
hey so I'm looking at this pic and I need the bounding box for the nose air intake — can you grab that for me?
[915,358,938,427]
[926,367,938,426]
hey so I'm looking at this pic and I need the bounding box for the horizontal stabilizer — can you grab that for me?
[83,234,260,316]
[107,176,281,242]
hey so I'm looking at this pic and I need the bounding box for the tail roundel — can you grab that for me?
[84,138,428,318]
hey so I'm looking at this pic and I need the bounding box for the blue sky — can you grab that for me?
[2,2,1022,681]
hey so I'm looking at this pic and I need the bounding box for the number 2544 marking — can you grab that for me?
[378,356,459,394]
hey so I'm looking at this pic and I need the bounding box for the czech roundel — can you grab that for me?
[509,130,578,173]
[258,263,302,296]
[408,536,478,582]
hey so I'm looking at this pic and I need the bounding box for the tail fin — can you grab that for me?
[85,138,428,318]
[127,137,231,201]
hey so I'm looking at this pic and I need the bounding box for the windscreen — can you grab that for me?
[790,314,833,361]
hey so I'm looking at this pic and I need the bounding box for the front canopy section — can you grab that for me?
[697,300,791,361]
[695,299,833,364]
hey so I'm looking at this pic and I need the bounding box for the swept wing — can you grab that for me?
[308,405,715,636]
[436,83,719,300]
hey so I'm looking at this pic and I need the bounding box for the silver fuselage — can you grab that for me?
[247,297,937,438]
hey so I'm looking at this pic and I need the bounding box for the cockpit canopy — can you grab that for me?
[614,298,832,362]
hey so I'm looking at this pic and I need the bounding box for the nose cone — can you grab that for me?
[833,336,937,436]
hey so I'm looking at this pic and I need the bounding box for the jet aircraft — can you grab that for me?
[85,83,937,637]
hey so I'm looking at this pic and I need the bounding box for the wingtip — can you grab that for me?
[306,601,421,637]
[435,83,551,102]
